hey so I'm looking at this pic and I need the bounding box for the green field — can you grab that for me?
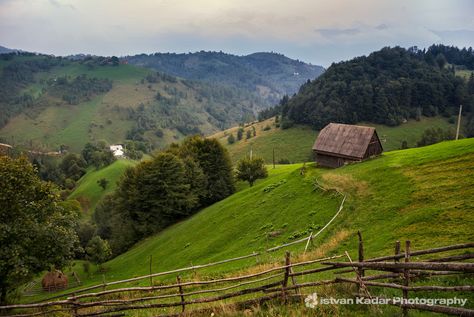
[211,117,455,164]
[28,138,474,306]
[69,159,138,217]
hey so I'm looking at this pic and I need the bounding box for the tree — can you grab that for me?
[246,130,252,139]
[435,53,447,69]
[85,236,112,271]
[110,56,119,66]
[237,128,244,140]
[227,133,235,144]
[179,136,235,204]
[0,156,79,304]
[97,178,109,190]
[235,156,268,186]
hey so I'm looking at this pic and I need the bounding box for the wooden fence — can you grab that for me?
[1,236,473,317]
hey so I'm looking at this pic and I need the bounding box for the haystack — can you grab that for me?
[41,270,68,291]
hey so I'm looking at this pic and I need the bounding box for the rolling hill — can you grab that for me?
[269,45,473,136]
[0,52,321,153]
[31,138,474,304]
[125,51,325,105]
[209,116,455,164]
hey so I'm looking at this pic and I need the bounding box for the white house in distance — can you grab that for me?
[110,144,125,158]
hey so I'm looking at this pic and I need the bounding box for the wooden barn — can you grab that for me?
[312,123,383,168]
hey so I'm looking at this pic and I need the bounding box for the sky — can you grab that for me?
[0,0,473,66]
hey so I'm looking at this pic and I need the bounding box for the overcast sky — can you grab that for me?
[0,0,473,66]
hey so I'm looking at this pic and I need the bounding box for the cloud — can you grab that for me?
[315,28,361,38]
[0,0,472,66]
[430,29,474,48]
[48,0,75,10]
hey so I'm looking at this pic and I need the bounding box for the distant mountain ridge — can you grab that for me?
[0,45,22,54]
[125,51,325,105]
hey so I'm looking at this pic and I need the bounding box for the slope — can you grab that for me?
[69,159,138,217]
[210,116,455,163]
[0,55,260,152]
[34,138,474,302]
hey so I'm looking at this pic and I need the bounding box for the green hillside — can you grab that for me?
[69,159,138,217]
[210,116,455,163]
[0,55,265,152]
[33,138,474,302]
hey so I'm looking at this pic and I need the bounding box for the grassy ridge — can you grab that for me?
[210,117,455,163]
[69,160,138,217]
[28,138,473,304]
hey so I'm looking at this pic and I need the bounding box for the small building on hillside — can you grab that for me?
[312,123,383,168]
[109,144,124,157]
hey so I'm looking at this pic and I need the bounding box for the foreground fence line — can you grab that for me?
[1,237,473,317]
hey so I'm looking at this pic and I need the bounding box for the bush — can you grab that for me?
[417,128,454,147]
[227,133,235,144]
[280,118,294,129]
[263,125,271,131]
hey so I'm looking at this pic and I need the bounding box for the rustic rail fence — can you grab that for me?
[1,235,473,317]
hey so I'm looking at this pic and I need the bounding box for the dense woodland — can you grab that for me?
[260,45,474,136]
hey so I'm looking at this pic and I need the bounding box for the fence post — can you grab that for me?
[177,275,186,312]
[102,274,106,292]
[70,292,78,317]
[357,231,365,294]
[282,252,291,303]
[403,240,411,317]
[394,241,401,263]
[303,232,313,254]
[357,231,364,277]
[149,255,153,286]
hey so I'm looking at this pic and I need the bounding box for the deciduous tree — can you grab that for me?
[235,156,268,187]
[0,156,79,304]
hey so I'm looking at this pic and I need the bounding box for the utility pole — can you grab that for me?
[249,144,253,160]
[272,148,275,169]
[455,104,463,140]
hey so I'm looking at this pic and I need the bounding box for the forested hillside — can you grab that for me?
[264,46,474,134]
[125,51,324,105]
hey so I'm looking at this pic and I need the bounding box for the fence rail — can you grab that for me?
[1,236,473,317]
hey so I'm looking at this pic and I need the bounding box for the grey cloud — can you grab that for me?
[375,24,388,30]
[315,28,360,38]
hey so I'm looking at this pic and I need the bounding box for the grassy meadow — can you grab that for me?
[25,138,474,309]
[69,159,138,218]
[211,116,455,164]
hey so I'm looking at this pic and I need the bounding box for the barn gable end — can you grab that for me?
[312,123,383,168]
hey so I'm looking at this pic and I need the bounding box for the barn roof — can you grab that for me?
[312,123,378,159]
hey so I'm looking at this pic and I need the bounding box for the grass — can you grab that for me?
[211,117,455,164]
[26,138,474,306]
[69,159,138,218]
[455,68,473,80]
